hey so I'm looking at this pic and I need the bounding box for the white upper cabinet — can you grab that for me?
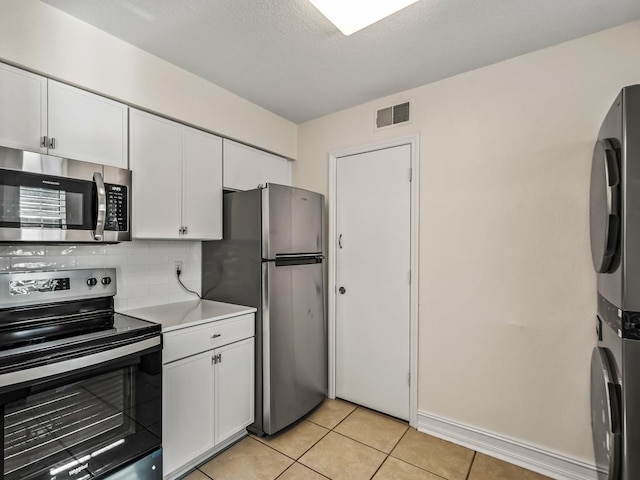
[130,110,182,239]
[0,63,47,153]
[0,63,128,168]
[48,80,128,168]
[130,109,223,240]
[182,127,223,240]
[223,139,291,191]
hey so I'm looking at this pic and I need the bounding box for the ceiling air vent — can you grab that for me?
[376,102,410,129]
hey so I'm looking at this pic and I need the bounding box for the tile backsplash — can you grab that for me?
[0,240,203,311]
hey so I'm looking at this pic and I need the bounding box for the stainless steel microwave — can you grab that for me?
[0,146,131,243]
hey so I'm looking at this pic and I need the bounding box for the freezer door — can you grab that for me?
[263,259,326,434]
[262,184,324,258]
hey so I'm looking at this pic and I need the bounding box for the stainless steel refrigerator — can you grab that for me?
[202,183,326,436]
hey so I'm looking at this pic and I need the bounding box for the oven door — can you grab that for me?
[0,338,162,480]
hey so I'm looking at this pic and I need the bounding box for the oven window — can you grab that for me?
[4,368,132,480]
[0,170,94,230]
[0,185,84,228]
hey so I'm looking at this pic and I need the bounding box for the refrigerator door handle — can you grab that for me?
[274,255,323,267]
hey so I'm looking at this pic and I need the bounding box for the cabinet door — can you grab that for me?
[214,337,255,445]
[47,80,128,167]
[223,139,261,191]
[163,351,215,476]
[260,151,291,186]
[0,63,47,153]
[182,127,223,239]
[130,109,182,238]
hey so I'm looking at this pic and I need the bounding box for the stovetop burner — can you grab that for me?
[0,296,115,350]
[0,268,161,378]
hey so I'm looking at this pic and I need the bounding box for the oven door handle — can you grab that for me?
[0,336,160,386]
[93,171,107,241]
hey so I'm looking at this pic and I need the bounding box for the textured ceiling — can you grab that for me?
[43,0,640,124]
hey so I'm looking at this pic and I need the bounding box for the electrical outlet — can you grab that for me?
[175,261,183,274]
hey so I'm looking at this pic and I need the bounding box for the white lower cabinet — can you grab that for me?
[163,351,214,474]
[214,339,254,444]
[162,315,255,479]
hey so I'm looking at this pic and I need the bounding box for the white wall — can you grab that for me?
[0,0,297,313]
[0,241,202,310]
[295,20,640,464]
[0,0,297,159]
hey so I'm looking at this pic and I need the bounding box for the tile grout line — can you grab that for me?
[465,451,477,480]
[254,423,331,463]
[273,462,296,480]
[196,467,213,480]
[387,424,410,454]
[368,452,389,480]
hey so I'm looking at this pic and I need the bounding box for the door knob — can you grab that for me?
[339,286,346,294]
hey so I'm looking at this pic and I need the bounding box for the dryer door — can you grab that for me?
[590,139,621,273]
[591,346,622,480]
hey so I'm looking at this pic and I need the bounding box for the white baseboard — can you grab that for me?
[417,411,599,480]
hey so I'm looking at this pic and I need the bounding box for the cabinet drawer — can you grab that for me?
[163,314,254,364]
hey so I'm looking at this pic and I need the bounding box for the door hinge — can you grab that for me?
[408,371,411,386]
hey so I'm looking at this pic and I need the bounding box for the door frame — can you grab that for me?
[328,133,420,427]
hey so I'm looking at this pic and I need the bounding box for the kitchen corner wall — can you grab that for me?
[295,20,640,466]
[0,0,297,159]
[0,0,297,313]
[0,241,202,311]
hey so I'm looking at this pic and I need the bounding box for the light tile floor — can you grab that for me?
[183,399,552,480]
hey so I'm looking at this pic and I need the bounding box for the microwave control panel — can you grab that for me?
[105,184,128,231]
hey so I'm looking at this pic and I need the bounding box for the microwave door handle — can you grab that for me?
[93,172,106,241]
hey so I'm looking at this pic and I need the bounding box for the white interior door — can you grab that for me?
[335,144,411,420]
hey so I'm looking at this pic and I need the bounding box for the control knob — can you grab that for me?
[87,277,98,287]
[101,276,112,286]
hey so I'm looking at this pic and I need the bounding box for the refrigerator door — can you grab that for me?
[263,258,326,434]
[262,184,324,259]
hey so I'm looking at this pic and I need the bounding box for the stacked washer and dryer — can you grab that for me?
[590,85,640,480]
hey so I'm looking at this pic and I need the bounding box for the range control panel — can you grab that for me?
[0,268,117,306]
[105,183,128,232]
[9,277,71,296]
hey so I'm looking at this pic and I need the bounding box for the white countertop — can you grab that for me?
[120,299,256,332]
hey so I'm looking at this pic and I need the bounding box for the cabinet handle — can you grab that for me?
[49,137,55,149]
[211,334,221,339]
[183,226,188,235]
[41,136,48,148]
[212,353,222,364]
